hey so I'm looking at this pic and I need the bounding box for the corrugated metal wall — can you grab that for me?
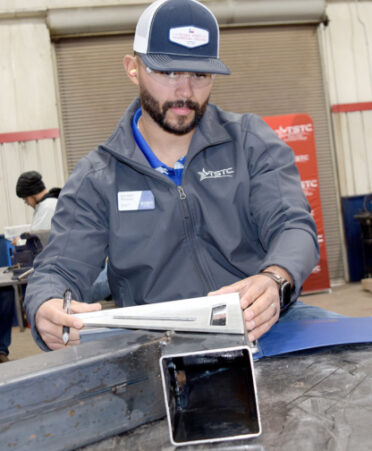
[54,37,134,174]
[322,1,372,196]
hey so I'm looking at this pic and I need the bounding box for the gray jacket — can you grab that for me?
[25,99,319,350]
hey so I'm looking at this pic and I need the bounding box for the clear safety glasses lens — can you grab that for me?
[145,67,215,88]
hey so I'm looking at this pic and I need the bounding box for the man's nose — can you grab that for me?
[175,75,193,98]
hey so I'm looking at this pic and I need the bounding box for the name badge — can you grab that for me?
[117,190,155,211]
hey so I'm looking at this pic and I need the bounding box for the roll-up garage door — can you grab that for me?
[54,25,345,282]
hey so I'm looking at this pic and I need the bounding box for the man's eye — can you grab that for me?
[159,71,177,78]
[194,73,207,79]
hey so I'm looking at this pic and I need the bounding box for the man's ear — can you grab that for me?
[123,55,139,86]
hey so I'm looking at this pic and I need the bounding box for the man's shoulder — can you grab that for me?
[207,104,268,131]
[206,104,276,143]
[73,146,113,177]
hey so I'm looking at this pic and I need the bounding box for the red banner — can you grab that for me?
[263,113,330,293]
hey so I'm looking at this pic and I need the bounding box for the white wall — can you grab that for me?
[0,18,65,233]
[0,20,59,132]
[322,1,372,196]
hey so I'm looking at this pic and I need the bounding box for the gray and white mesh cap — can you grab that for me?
[133,0,230,75]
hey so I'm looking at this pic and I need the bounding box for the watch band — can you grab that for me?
[260,270,287,287]
[260,270,293,310]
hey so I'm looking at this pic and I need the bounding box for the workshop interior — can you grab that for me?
[1,0,372,450]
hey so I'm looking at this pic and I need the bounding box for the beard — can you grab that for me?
[139,86,209,135]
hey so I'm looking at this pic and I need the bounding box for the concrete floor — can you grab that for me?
[7,281,372,361]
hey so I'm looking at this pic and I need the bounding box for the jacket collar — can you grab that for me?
[188,102,232,162]
[102,97,232,167]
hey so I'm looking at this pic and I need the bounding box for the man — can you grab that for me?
[15,171,61,232]
[24,0,335,352]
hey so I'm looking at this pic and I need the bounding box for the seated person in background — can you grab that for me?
[0,171,61,362]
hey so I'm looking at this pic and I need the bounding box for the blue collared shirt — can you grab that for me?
[131,108,185,186]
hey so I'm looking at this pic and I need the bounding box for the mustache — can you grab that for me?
[162,99,199,113]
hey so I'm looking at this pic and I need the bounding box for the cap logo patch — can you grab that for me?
[169,26,209,49]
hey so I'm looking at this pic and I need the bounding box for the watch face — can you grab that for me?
[280,281,292,308]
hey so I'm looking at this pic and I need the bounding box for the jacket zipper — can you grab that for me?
[105,149,215,291]
[177,186,187,200]
[176,185,212,292]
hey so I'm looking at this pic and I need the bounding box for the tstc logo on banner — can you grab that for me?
[275,123,313,142]
[263,113,330,293]
[295,154,309,163]
[301,179,318,197]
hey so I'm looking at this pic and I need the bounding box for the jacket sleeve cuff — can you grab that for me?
[258,228,320,301]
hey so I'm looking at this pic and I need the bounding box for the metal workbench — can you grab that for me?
[79,343,372,451]
[1,325,371,451]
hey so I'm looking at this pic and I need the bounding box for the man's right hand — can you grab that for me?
[35,298,102,350]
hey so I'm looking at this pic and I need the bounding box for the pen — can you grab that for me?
[62,288,72,345]
[17,267,34,280]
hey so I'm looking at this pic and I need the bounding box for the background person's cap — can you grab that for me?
[16,171,46,198]
[133,0,230,75]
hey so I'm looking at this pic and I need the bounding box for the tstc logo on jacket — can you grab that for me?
[197,167,234,181]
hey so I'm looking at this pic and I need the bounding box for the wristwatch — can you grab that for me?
[260,270,292,310]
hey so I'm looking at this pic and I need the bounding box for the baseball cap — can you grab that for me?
[133,0,230,75]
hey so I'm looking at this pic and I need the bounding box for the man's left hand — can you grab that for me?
[208,274,281,342]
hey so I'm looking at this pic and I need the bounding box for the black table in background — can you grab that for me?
[0,266,27,331]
